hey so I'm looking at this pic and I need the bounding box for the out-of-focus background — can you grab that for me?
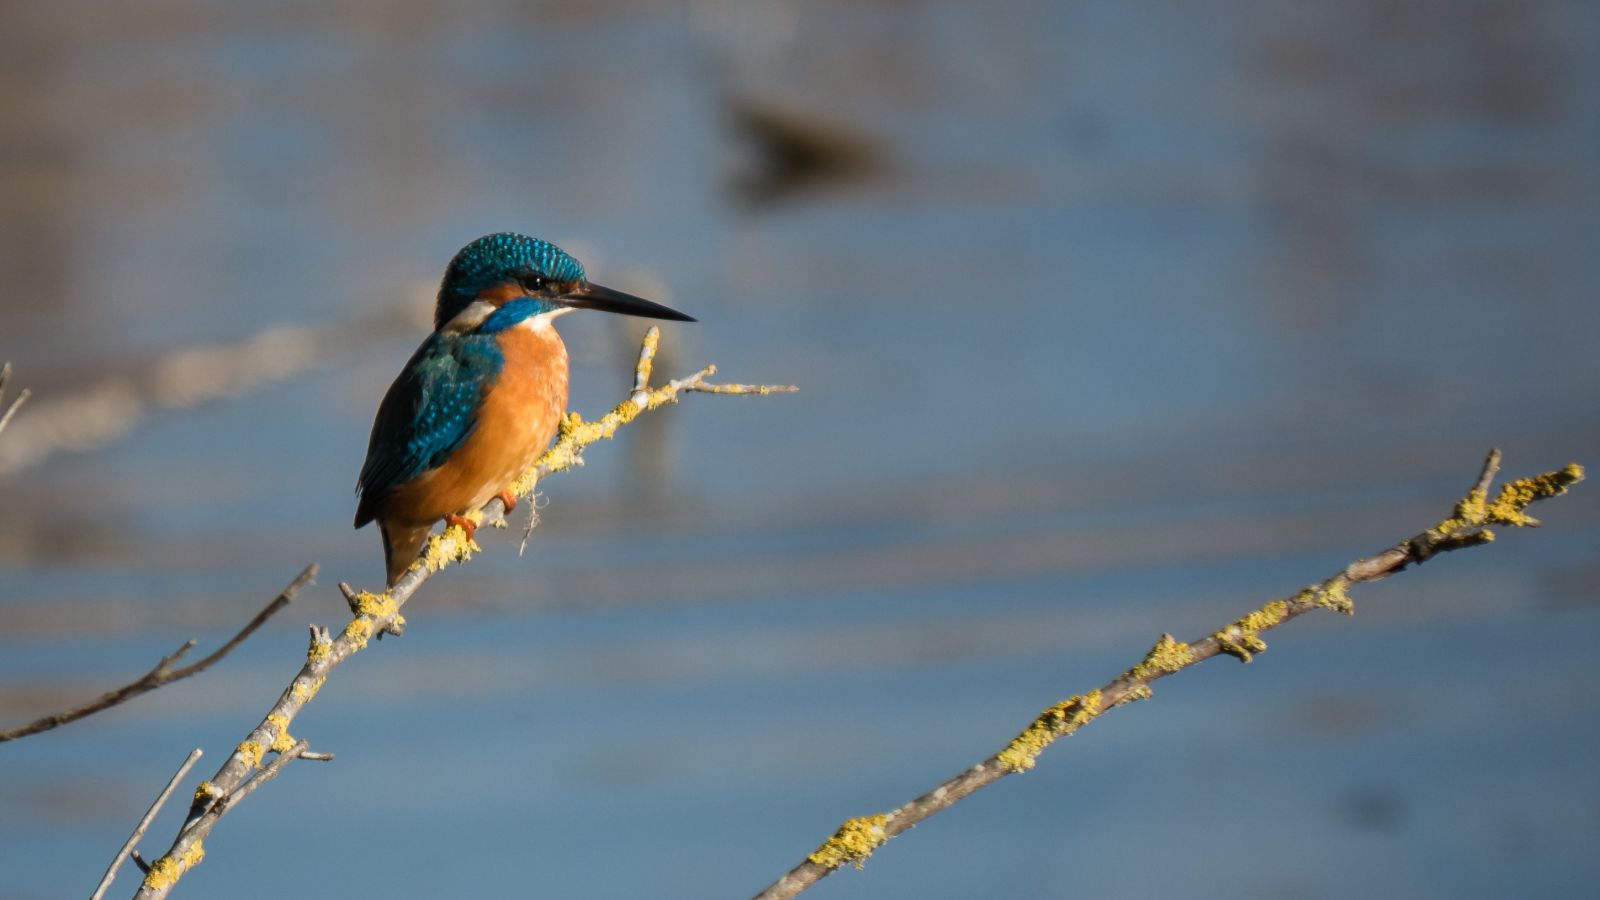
[2,2,1597,898]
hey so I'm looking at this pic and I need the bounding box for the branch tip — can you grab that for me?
[1127,634,1194,680]
[1485,462,1584,527]
[1471,448,1503,498]
[157,640,198,672]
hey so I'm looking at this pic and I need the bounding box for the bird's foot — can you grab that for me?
[443,513,477,544]
[497,489,518,513]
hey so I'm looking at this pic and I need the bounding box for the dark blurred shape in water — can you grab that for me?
[1340,786,1408,834]
[725,94,887,209]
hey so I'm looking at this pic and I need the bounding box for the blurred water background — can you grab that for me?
[2,1,1598,898]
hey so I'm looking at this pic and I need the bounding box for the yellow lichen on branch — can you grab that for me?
[329,590,405,653]
[421,514,483,575]
[691,381,795,395]
[290,674,326,703]
[1310,580,1354,614]
[807,814,889,869]
[509,381,684,494]
[305,629,332,664]
[234,740,264,770]
[340,617,375,652]
[265,712,296,754]
[1487,463,1584,526]
[1435,485,1490,535]
[996,689,1103,772]
[1214,598,1289,663]
[1128,633,1194,680]
[140,841,204,891]
[348,591,398,619]
[504,331,796,501]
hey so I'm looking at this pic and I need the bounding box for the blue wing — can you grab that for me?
[354,332,505,527]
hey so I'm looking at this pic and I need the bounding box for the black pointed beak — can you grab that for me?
[557,282,695,322]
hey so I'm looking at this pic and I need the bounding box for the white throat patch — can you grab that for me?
[521,307,574,332]
[441,301,573,336]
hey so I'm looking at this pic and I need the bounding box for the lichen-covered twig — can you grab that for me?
[90,748,203,900]
[127,328,794,899]
[753,450,1583,900]
[0,565,317,743]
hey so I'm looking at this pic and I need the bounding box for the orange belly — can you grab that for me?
[377,321,569,527]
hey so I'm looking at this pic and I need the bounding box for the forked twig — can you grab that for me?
[0,566,317,743]
[90,748,203,900]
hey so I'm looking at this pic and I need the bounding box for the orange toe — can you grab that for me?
[443,513,477,543]
[496,489,517,513]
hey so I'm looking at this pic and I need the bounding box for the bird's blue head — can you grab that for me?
[434,232,693,333]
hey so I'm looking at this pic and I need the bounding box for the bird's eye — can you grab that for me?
[520,274,547,292]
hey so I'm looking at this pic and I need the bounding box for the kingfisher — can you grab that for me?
[355,233,693,586]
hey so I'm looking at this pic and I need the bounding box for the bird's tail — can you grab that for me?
[380,522,433,587]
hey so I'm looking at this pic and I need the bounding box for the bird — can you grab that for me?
[355,232,693,586]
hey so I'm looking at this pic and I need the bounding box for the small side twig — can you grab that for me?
[210,741,308,816]
[0,565,318,743]
[339,580,402,637]
[89,748,203,900]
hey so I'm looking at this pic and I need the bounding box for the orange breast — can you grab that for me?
[378,321,569,527]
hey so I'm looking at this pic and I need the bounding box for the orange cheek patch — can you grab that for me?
[478,281,525,303]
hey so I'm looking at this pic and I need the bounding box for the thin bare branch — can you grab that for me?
[0,565,318,742]
[128,329,792,898]
[1469,448,1502,500]
[210,741,307,816]
[0,362,30,437]
[91,748,203,900]
[0,305,423,479]
[753,450,1584,899]
[688,380,799,396]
